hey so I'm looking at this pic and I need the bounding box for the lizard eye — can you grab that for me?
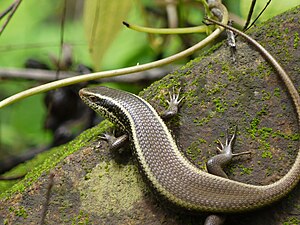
[88,95,98,102]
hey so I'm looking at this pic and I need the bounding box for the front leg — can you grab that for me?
[101,131,129,151]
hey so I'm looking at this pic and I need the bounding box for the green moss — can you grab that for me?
[186,141,202,161]
[273,88,281,97]
[261,150,273,159]
[72,210,90,225]
[254,127,273,159]
[193,111,215,126]
[254,63,271,78]
[227,74,236,81]
[239,165,253,175]
[212,97,228,113]
[146,76,183,109]
[207,82,227,96]
[261,90,271,101]
[0,121,111,199]
[9,206,28,219]
[272,130,300,141]
[186,139,208,169]
[230,100,239,107]
[294,32,299,49]
[221,63,230,75]
[257,106,268,116]
[198,138,207,144]
[243,103,299,160]
[258,127,273,139]
[247,117,261,138]
[284,27,289,34]
[245,112,298,159]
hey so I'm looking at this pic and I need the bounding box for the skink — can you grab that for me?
[78,15,300,216]
[79,81,299,213]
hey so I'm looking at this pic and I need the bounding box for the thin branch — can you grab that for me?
[0,68,74,81]
[243,0,256,31]
[0,0,22,36]
[56,0,67,79]
[0,3,15,20]
[0,67,173,83]
[244,0,272,31]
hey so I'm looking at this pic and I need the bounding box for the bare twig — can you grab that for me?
[243,0,257,31]
[56,0,67,79]
[0,68,74,81]
[0,0,22,36]
[0,3,15,20]
[244,0,272,31]
[0,67,174,82]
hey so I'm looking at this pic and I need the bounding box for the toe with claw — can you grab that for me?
[162,87,184,119]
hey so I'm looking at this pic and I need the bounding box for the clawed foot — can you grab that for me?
[162,87,184,119]
[207,126,252,178]
[101,130,128,151]
[216,126,251,157]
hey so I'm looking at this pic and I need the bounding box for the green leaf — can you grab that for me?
[84,0,132,70]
